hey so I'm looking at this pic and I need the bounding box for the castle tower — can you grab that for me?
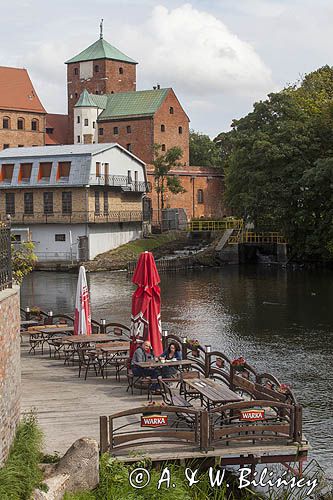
[65,24,137,142]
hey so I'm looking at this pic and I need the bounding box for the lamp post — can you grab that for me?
[205,344,211,377]
[100,319,106,334]
[162,329,168,350]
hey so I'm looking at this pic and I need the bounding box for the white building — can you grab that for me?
[0,143,149,262]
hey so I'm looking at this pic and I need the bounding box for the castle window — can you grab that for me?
[3,144,9,149]
[161,144,166,152]
[126,144,132,152]
[169,107,174,114]
[93,122,96,129]
[77,116,80,124]
[74,68,78,75]
[95,90,99,94]
[197,189,204,204]
[95,191,100,215]
[43,192,54,214]
[62,192,72,214]
[77,136,81,143]
[161,124,165,132]
[75,92,78,98]
[55,234,66,242]
[126,125,131,134]
[24,193,34,215]
[3,117,10,129]
[113,127,119,135]
[19,163,32,183]
[46,127,54,134]
[31,119,38,131]
[99,128,104,136]
[5,193,15,215]
[178,126,183,134]
[84,118,88,126]
[18,144,24,147]
[94,64,99,73]
[17,118,24,130]
[119,67,123,74]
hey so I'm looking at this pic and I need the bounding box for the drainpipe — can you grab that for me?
[191,176,195,218]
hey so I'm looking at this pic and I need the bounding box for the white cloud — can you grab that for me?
[120,4,273,97]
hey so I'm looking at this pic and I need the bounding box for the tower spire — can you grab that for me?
[100,19,104,39]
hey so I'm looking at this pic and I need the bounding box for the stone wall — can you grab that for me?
[0,110,45,150]
[0,286,21,466]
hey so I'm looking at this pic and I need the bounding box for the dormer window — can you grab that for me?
[0,164,14,183]
[57,161,71,181]
[19,163,32,183]
[38,162,52,181]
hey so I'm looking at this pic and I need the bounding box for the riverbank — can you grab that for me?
[84,231,215,272]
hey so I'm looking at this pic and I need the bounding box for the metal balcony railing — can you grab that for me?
[0,221,12,291]
[89,174,150,192]
[0,211,144,224]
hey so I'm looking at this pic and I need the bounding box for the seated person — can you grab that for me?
[160,342,182,378]
[131,340,159,382]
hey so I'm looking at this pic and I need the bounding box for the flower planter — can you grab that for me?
[191,349,200,357]
[216,358,224,368]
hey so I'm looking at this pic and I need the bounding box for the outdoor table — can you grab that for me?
[137,359,192,370]
[20,320,40,328]
[21,326,73,355]
[99,343,130,380]
[64,334,112,346]
[184,377,243,410]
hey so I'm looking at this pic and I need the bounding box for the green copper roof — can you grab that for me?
[65,38,137,64]
[90,94,108,109]
[75,89,98,108]
[98,89,169,120]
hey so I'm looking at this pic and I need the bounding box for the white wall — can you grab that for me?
[88,222,142,260]
[92,147,146,182]
[74,107,99,145]
[27,224,87,261]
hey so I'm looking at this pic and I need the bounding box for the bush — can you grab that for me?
[0,412,44,499]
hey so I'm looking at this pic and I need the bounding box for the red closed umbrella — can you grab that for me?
[130,251,163,357]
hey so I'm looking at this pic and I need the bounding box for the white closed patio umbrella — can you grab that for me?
[74,266,92,335]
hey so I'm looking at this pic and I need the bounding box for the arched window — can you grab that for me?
[197,189,204,204]
[161,144,166,152]
[178,126,183,134]
[17,118,25,130]
[3,117,10,129]
[119,67,123,74]
[169,107,174,114]
[74,68,78,75]
[31,119,39,131]
[161,124,165,132]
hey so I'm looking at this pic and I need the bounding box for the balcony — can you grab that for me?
[89,174,150,193]
[1,211,143,225]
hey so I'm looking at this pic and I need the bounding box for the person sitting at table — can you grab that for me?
[131,341,159,389]
[160,342,182,378]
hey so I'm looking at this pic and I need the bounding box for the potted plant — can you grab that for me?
[187,339,200,357]
[231,356,246,372]
[278,383,291,395]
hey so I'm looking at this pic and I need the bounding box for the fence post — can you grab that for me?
[200,410,209,451]
[100,416,108,454]
[294,404,303,443]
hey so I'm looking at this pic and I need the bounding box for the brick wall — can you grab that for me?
[0,286,21,466]
[67,60,137,143]
[146,165,227,220]
[153,89,190,165]
[99,116,154,164]
[0,110,45,150]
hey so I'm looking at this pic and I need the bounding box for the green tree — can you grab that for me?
[189,130,223,167]
[11,240,37,284]
[222,66,333,260]
[152,145,185,218]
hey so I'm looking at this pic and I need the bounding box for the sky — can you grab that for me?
[0,0,332,138]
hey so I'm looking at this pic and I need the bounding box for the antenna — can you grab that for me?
[100,19,104,39]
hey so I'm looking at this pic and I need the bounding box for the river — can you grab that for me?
[21,266,333,477]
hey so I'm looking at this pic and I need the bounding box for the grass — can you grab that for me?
[0,412,44,500]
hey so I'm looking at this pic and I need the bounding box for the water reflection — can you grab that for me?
[21,266,333,475]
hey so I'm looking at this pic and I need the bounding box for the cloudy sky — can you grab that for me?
[0,0,332,137]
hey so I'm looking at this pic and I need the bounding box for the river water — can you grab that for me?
[21,266,333,477]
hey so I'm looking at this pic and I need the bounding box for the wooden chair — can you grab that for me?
[179,370,203,404]
[77,348,103,380]
[157,377,195,428]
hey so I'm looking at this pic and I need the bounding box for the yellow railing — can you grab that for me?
[187,218,243,232]
[228,231,286,244]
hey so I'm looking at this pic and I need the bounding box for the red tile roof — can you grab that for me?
[0,66,46,113]
[45,113,69,145]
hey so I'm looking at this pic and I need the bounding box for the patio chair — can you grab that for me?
[157,376,195,428]
[77,348,104,380]
[179,370,203,404]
